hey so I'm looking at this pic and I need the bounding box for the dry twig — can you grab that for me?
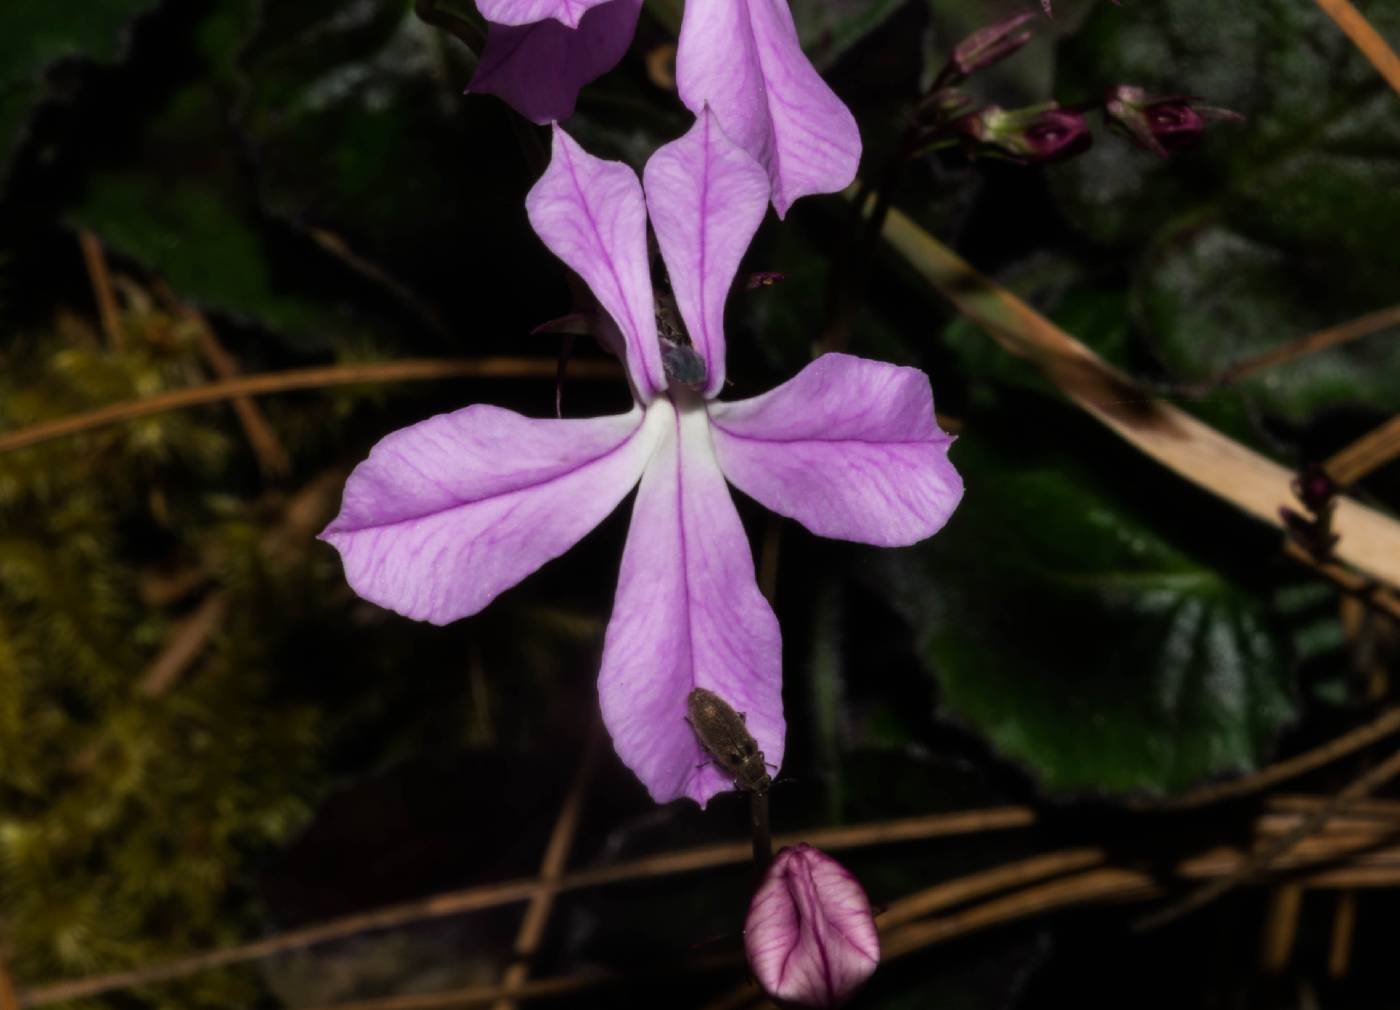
[1314,0,1400,96]
[0,358,623,454]
[1136,706,1400,809]
[1216,306,1400,386]
[492,735,600,1010]
[1327,414,1400,487]
[1135,746,1400,930]
[15,806,1031,1006]
[78,231,125,351]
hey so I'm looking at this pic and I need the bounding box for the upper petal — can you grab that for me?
[644,109,770,398]
[321,404,665,625]
[527,126,666,401]
[469,0,641,124]
[675,0,861,217]
[709,354,963,546]
[599,397,783,806]
[476,0,612,29]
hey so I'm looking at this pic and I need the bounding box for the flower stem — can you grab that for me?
[750,791,773,874]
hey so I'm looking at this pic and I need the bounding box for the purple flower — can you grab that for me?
[955,102,1091,163]
[468,0,861,217]
[745,845,880,1008]
[320,114,962,805]
[1104,85,1245,158]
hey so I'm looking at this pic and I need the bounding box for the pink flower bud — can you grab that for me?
[744,845,880,1008]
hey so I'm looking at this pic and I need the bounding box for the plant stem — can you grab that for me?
[750,791,773,874]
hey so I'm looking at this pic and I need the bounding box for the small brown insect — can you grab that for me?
[686,688,772,795]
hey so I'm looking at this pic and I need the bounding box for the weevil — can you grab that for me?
[686,688,772,795]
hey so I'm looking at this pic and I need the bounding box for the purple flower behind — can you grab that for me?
[469,0,642,124]
[745,845,880,1008]
[467,0,862,216]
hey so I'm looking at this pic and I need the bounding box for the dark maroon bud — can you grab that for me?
[1293,463,1338,514]
[1105,85,1244,157]
[956,103,1092,163]
[947,10,1036,79]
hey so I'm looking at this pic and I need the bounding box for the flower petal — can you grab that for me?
[527,125,666,401]
[476,0,612,29]
[469,0,641,124]
[321,405,665,626]
[709,354,962,546]
[599,398,783,806]
[676,0,861,217]
[745,845,880,1008]
[644,108,769,398]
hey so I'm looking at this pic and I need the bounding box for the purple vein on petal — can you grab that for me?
[321,404,662,626]
[644,110,769,397]
[597,398,782,805]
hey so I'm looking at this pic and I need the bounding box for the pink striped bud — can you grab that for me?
[744,845,880,1008]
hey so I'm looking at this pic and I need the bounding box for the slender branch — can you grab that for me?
[491,735,599,1010]
[1215,305,1400,386]
[15,806,1032,1006]
[1133,706,1400,810]
[1284,542,1400,623]
[78,231,125,351]
[1327,413,1400,486]
[1134,745,1400,931]
[1314,0,1400,97]
[307,229,456,344]
[750,792,773,873]
[153,283,292,477]
[0,358,623,455]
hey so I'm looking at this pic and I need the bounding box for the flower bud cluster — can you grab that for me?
[919,11,1241,165]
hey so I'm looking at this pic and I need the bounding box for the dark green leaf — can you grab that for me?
[879,423,1296,797]
[0,0,163,182]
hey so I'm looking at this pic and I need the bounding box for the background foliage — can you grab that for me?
[1,0,1398,1007]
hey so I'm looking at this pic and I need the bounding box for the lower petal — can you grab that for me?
[599,397,784,806]
[469,0,641,124]
[321,403,665,625]
[709,354,963,547]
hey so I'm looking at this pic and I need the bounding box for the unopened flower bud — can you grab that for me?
[955,103,1091,163]
[1105,85,1244,157]
[745,845,880,1008]
[1293,462,1338,514]
[947,10,1036,80]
